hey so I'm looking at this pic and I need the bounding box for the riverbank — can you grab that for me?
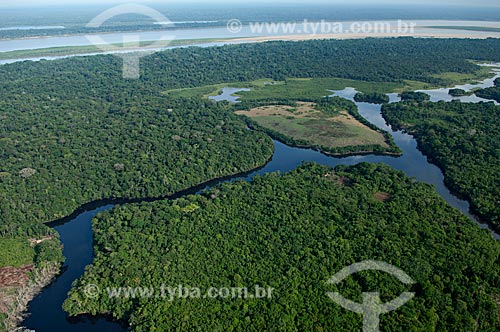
[1,263,60,332]
[2,21,500,64]
[2,31,500,64]
[231,31,500,44]
[20,154,277,332]
[21,128,500,330]
[236,100,401,157]
[0,37,235,61]
[60,162,500,331]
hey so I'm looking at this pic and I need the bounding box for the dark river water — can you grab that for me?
[22,69,500,331]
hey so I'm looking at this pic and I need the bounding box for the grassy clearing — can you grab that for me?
[431,66,495,85]
[163,84,229,99]
[165,78,404,100]
[374,191,391,202]
[165,68,498,101]
[236,78,403,100]
[163,80,275,99]
[235,102,388,150]
[0,239,34,268]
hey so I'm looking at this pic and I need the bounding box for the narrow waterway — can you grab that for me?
[22,70,500,331]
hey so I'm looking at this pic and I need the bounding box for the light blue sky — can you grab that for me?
[4,0,500,6]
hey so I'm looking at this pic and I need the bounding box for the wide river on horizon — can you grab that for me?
[1,19,500,59]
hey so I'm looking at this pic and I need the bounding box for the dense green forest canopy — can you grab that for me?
[3,38,500,96]
[475,86,500,102]
[1,37,500,268]
[0,236,63,269]
[399,91,431,102]
[63,163,500,331]
[2,38,499,235]
[382,100,500,231]
[1,37,500,329]
[473,76,500,101]
[0,96,273,238]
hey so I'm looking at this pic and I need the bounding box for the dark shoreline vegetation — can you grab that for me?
[0,38,235,61]
[1,37,500,329]
[353,92,390,104]
[448,88,467,97]
[0,23,227,40]
[475,77,500,102]
[382,100,500,232]
[63,163,500,331]
[399,91,431,102]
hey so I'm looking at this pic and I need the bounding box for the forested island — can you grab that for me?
[399,91,431,102]
[448,88,467,97]
[383,100,500,231]
[63,163,500,331]
[353,92,390,104]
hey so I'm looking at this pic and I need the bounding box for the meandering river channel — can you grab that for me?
[22,68,500,331]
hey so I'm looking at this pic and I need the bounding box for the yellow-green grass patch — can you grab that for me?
[236,102,388,150]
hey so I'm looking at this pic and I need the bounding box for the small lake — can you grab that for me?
[22,68,500,331]
[208,87,250,103]
[417,67,500,104]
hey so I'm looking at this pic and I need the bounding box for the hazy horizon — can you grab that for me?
[2,0,500,8]
[2,1,500,30]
